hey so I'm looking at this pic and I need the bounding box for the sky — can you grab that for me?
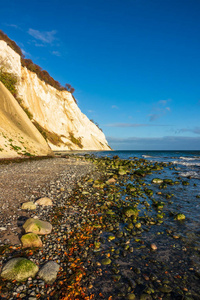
[1,0,200,150]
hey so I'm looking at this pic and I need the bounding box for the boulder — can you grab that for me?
[38,261,60,283]
[174,213,186,221]
[35,197,53,206]
[21,202,36,210]
[106,178,116,184]
[21,233,43,248]
[1,257,38,281]
[123,207,138,218]
[23,218,52,235]
[152,178,163,184]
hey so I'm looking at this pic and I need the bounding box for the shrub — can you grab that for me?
[0,30,76,97]
[69,132,83,148]
[33,121,63,146]
[0,70,17,96]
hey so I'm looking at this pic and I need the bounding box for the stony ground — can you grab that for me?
[0,156,94,246]
[0,155,200,300]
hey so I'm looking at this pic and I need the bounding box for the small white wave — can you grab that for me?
[172,160,200,167]
[179,171,200,179]
[142,155,152,158]
[180,156,197,161]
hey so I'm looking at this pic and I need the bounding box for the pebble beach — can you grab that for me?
[0,154,200,300]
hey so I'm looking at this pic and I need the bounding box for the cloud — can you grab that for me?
[21,49,31,57]
[88,110,94,113]
[28,29,57,44]
[106,123,170,127]
[158,100,168,105]
[158,99,171,105]
[111,105,119,109]
[107,136,200,150]
[179,127,200,135]
[52,50,61,56]
[5,23,21,30]
[149,99,171,122]
[149,114,160,121]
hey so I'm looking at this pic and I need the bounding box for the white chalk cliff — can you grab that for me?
[0,81,52,158]
[0,40,110,154]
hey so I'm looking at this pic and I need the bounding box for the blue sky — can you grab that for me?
[1,0,200,150]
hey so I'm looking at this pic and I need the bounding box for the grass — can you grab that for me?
[33,121,63,146]
[69,132,83,149]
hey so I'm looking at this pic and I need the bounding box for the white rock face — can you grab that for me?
[0,41,111,151]
[0,40,21,78]
[0,82,53,158]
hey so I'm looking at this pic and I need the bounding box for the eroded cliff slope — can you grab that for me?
[0,81,53,158]
[0,40,111,151]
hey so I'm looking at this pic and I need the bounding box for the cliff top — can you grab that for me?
[0,30,75,94]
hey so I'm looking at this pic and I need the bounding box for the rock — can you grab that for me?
[106,178,116,184]
[152,178,163,184]
[101,258,112,265]
[123,207,138,218]
[1,257,38,281]
[127,294,136,300]
[35,197,53,206]
[21,233,43,248]
[174,213,186,221]
[107,235,115,241]
[21,202,36,210]
[158,286,172,293]
[150,243,157,250]
[163,179,174,185]
[135,222,141,229]
[140,294,152,300]
[118,170,127,176]
[38,261,60,284]
[0,227,6,231]
[23,218,52,235]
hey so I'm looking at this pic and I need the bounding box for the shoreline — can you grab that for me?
[0,155,200,299]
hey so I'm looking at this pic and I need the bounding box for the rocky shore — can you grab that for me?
[0,155,200,300]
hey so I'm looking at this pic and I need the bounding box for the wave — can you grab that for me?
[180,156,197,161]
[179,171,200,179]
[142,155,153,158]
[172,160,200,167]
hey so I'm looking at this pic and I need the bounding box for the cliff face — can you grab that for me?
[0,81,53,158]
[0,40,110,151]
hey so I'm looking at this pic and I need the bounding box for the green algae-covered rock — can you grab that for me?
[101,258,112,265]
[123,207,138,218]
[107,235,115,241]
[23,218,52,235]
[1,257,38,281]
[127,294,136,300]
[21,233,43,248]
[21,202,36,210]
[158,285,172,293]
[182,181,189,186]
[118,169,127,176]
[135,222,142,229]
[151,178,163,184]
[144,189,154,196]
[163,179,174,185]
[174,213,186,220]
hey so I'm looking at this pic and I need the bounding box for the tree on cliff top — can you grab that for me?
[0,30,75,95]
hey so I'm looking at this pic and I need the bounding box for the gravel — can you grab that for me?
[0,156,94,245]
